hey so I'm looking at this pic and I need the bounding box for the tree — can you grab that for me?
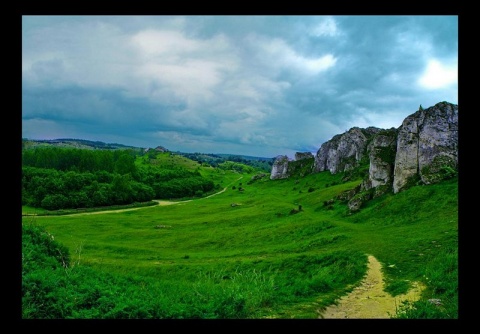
[92,184,111,207]
[114,154,136,175]
[41,194,68,210]
[111,174,133,204]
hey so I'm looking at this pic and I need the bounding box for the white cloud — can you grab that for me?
[131,29,232,59]
[131,30,202,57]
[254,36,337,75]
[418,59,457,89]
[395,31,433,57]
[129,30,239,105]
[136,61,222,103]
[301,54,337,73]
[311,17,340,37]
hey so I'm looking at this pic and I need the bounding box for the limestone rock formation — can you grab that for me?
[393,102,458,193]
[270,101,458,200]
[366,128,398,193]
[289,152,315,177]
[295,152,314,161]
[270,152,315,179]
[270,155,290,180]
[313,127,381,174]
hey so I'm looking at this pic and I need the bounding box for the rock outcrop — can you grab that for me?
[392,101,458,193]
[270,152,315,180]
[295,152,314,161]
[313,127,381,174]
[270,155,290,180]
[271,101,458,198]
[364,128,398,195]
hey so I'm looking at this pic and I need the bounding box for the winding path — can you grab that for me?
[28,176,243,217]
[155,176,240,206]
[318,255,425,319]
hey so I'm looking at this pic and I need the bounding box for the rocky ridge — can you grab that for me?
[270,101,458,210]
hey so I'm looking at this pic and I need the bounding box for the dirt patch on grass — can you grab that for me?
[318,255,425,319]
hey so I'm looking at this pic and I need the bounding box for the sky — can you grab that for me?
[22,15,458,158]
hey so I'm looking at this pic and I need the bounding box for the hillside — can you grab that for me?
[22,160,457,319]
[22,138,274,173]
[271,101,458,213]
[21,102,458,319]
[22,138,143,151]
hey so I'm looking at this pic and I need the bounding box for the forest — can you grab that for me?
[22,147,216,210]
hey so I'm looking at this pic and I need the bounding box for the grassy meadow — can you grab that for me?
[22,160,458,319]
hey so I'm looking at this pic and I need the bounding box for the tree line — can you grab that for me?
[22,147,215,210]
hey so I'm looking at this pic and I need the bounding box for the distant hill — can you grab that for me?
[21,138,275,172]
[22,138,143,151]
[215,153,275,161]
[175,152,274,172]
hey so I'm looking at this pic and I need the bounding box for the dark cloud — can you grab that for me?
[22,15,458,158]
[23,85,189,134]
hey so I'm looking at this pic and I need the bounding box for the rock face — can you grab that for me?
[393,102,458,193]
[271,101,458,198]
[270,152,315,180]
[368,128,398,189]
[313,127,381,174]
[295,152,314,161]
[270,155,290,180]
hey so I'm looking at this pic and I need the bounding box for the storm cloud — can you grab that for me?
[22,15,458,158]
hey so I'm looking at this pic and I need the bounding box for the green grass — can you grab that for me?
[22,205,51,216]
[22,170,458,319]
[22,201,158,216]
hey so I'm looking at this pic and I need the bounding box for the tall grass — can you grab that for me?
[23,220,367,318]
[393,245,458,319]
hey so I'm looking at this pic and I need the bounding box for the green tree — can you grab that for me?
[114,154,136,175]
[41,194,68,210]
[111,174,133,204]
[92,184,112,206]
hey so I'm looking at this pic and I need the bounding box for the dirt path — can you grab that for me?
[318,255,425,319]
[29,176,243,217]
[155,178,237,206]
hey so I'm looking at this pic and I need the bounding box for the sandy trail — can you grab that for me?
[27,176,243,217]
[318,255,425,319]
[155,178,236,206]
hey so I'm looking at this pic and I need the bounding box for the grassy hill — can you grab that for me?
[22,138,143,151]
[22,158,458,319]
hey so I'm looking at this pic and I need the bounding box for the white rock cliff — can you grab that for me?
[393,102,458,193]
[271,101,458,195]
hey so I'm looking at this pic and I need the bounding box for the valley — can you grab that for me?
[21,102,458,319]
[22,165,457,319]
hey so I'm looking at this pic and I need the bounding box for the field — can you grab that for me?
[22,165,458,319]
